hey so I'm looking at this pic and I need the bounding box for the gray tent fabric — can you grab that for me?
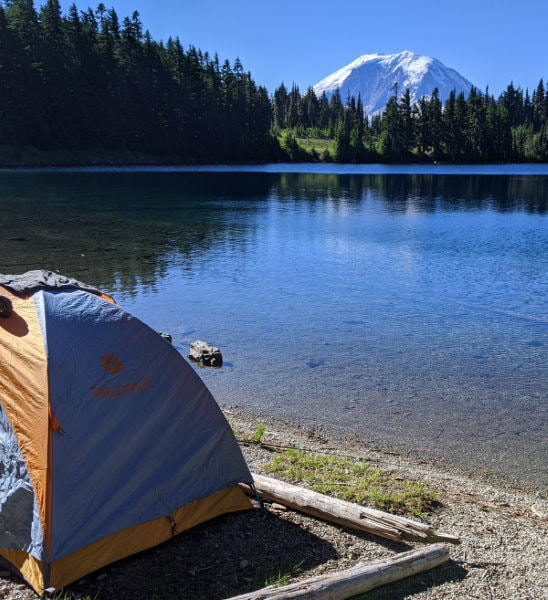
[0,270,101,296]
[0,407,44,558]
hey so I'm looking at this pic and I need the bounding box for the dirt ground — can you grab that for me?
[0,408,546,600]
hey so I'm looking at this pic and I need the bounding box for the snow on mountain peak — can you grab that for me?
[313,51,473,115]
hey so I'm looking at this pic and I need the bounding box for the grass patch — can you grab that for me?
[253,422,266,443]
[266,449,437,517]
[263,560,303,587]
[276,132,335,160]
[296,137,334,153]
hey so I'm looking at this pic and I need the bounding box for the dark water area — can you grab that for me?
[1,166,546,486]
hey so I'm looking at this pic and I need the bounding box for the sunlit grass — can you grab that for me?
[266,449,437,517]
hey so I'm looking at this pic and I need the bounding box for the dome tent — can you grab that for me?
[0,270,252,594]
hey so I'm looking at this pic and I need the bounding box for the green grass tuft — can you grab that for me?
[266,449,437,517]
[253,423,266,443]
[263,560,303,587]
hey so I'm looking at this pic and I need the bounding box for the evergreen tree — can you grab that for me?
[533,79,546,127]
[428,88,443,157]
[334,116,351,162]
[495,101,512,160]
[317,91,330,130]
[3,0,47,146]
[328,89,344,136]
[273,82,288,129]
[443,90,459,159]
[0,5,20,145]
[286,83,302,129]
[399,88,413,154]
[466,87,487,160]
[6,0,40,56]
[379,95,401,158]
[302,86,319,128]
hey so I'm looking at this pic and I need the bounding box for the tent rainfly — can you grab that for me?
[0,270,253,594]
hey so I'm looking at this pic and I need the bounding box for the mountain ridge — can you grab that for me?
[313,50,474,115]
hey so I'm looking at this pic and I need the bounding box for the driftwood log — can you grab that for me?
[243,473,460,545]
[225,543,450,600]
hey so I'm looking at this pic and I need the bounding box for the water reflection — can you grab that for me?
[0,172,274,294]
[1,169,546,484]
[273,173,548,214]
[1,171,546,295]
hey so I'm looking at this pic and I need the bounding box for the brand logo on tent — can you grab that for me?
[92,376,153,400]
[102,354,123,375]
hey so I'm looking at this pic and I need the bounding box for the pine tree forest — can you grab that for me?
[0,1,546,164]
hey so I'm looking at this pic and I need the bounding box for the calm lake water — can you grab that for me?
[1,165,547,486]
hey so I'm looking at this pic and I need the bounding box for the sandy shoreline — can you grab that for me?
[222,402,546,495]
[0,406,545,599]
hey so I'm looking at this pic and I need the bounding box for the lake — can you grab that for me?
[1,165,546,486]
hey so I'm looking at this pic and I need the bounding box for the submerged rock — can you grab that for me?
[189,340,223,367]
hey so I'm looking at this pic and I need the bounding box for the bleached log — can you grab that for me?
[244,473,459,545]
[225,543,449,600]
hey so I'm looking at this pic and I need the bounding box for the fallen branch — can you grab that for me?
[237,438,338,454]
[243,473,460,545]
[225,543,450,599]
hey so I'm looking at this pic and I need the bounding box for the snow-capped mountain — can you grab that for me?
[313,51,474,115]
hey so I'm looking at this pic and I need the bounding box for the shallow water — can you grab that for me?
[1,166,546,485]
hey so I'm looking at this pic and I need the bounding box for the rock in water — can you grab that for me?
[158,331,172,343]
[189,340,223,367]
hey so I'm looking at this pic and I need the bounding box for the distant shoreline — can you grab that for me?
[0,150,546,170]
[1,159,547,176]
[1,159,545,169]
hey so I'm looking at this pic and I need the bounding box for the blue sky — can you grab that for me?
[64,0,547,96]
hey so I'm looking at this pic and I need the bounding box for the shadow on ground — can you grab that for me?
[62,506,468,600]
[67,509,337,599]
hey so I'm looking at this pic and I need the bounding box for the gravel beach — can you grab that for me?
[0,406,545,600]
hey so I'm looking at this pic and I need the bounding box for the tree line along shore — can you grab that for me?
[0,1,547,165]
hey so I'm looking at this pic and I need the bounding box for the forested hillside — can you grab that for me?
[0,0,274,162]
[273,83,548,162]
[0,0,546,164]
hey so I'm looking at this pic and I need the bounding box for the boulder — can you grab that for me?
[188,340,223,367]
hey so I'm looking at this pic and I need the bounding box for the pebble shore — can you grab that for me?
[228,408,547,600]
[0,407,545,599]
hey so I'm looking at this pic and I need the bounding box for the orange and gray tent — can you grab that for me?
[0,270,252,594]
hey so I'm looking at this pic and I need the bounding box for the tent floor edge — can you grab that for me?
[50,484,252,591]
